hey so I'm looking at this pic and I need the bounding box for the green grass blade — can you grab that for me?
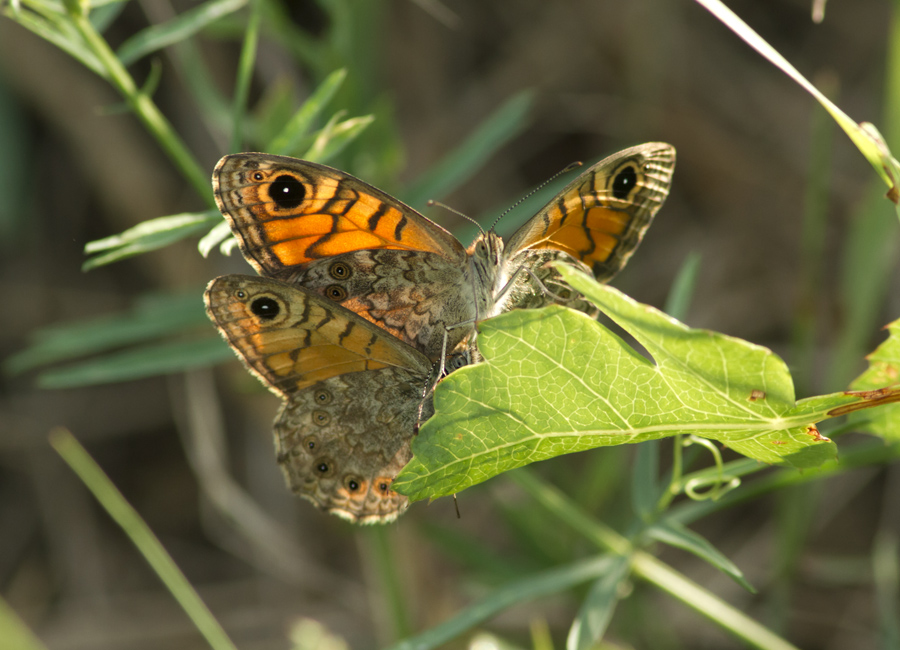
[0,597,48,650]
[566,555,630,650]
[695,0,900,205]
[117,0,248,66]
[631,441,660,522]
[302,114,375,164]
[198,219,233,258]
[3,6,103,75]
[663,251,701,321]
[228,0,260,152]
[266,68,347,155]
[36,337,232,388]
[5,291,209,374]
[644,520,754,592]
[48,429,238,650]
[83,211,220,269]
[387,555,621,650]
[404,90,535,209]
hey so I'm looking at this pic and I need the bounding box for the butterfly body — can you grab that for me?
[213,143,675,362]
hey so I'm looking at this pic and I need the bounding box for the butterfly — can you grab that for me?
[213,142,675,363]
[204,274,465,523]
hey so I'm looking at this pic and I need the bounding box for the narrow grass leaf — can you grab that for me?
[0,596,48,650]
[198,219,233,258]
[695,0,900,205]
[387,555,620,650]
[394,268,900,501]
[4,7,103,75]
[36,337,232,388]
[5,291,208,374]
[404,90,534,208]
[848,318,900,441]
[266,68,347,155]
[88,0,127,32]
[48,429,238,650]
[83,211,219,269]
[302,114,375,164]
[631,441,660,522]
[566,555,630,650]
[663,252,701,321]
[645,520,754,592]
[228,0,261,152]
[117,0,247,66]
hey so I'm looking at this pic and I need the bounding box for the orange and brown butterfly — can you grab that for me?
[204,275,465,523]
[212,143,676,362]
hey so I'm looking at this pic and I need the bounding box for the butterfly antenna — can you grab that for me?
[489,161,583,232]
[427,200,485,236]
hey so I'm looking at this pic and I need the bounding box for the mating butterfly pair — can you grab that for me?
[204,143,676,523]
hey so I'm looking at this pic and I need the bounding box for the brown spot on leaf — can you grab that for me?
[748,389,766,402]
[828,386,900,417]
[805,424,830,442]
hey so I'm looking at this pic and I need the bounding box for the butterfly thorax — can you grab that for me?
[466,231,506,320]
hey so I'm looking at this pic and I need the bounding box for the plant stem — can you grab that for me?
[67,5,213,205]
[510,468,801,650]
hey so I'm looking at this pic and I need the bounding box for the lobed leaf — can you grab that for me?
[848,318,900,440]
[394,268,883,501]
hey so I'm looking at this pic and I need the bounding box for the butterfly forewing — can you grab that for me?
[213,154,467,276]
[506,142,676,282]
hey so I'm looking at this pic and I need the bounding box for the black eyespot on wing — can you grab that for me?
[250,296,280,320]
[252,171,264,181]
[326,285,348,301]
[329,261,352,280]
[611,165,637,200]
[268,174,305,210]
[314,389,332,404]
[314,458,335,477]
[344,476,363,492]
[302,435,319,452]
[312,410,331,426]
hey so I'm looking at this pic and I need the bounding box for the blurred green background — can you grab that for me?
[1,1,898,648]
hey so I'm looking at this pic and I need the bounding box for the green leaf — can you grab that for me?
[631,441,660,522]
[566,555,630,650]
[664,252,702,321]
[265,68,347,155]
[198,219,233,258]
[395,268,867,502]
[644,520,754,592]
[404,90,535,209]
[0,596,48,650]
[83,211,219,269]
[386,555,621,650]
[302,114,375,164]
[36,337,232,388]
[5,291,211,375]
[848,318,900,440]
[117,0,248,66]
[4,6,103,75]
